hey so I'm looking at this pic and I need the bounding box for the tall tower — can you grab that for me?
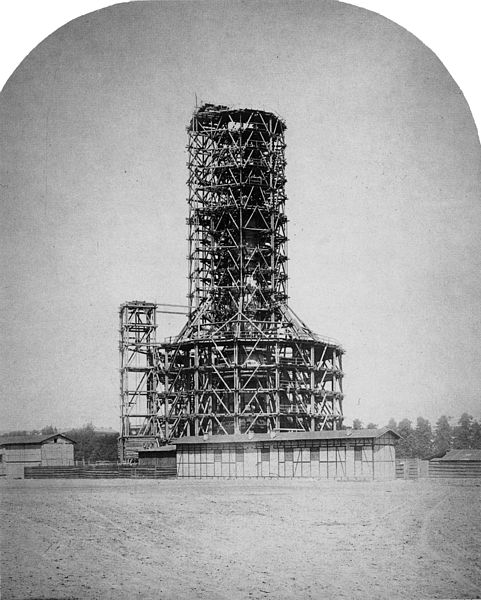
[185,105,288,334]
[120,104,344,455]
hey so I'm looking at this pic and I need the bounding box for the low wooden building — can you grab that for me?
[0,434,75,478]
[175,428,399,480]
[429,449,481,478]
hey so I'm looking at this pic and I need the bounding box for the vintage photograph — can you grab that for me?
[1,1,480,599]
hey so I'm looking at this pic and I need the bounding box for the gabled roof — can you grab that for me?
[437,449,481,462]
[174,428,400,445]
[0,433,76,447]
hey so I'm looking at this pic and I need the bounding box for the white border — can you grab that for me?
[354,0,480,135]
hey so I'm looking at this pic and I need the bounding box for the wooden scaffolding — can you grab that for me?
[119,105,344,458]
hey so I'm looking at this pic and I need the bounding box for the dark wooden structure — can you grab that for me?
[119,105,345,462]
[138,445,177,469]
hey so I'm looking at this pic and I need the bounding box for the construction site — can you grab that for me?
[118,104,398,479]
[3,106,479,597]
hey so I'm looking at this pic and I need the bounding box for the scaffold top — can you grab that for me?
[190,103,286,133]
[119,300,157,310]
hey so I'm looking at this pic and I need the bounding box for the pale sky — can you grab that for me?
[1,0,480,431]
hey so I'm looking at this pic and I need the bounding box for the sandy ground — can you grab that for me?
[1,478,480,600]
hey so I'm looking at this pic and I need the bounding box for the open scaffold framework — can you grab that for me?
[119,104,344,461]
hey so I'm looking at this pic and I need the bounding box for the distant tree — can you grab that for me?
[65,423,96,463]
[90,433,119,462]
[433,415,453,456]
[470,420,481,449]
[387,418,398,432]
[41,425,58,435]
[413,417,433,458]
[65,423,118,463]
[366,422,378,429]
[396,418,415,458]
[453,413,474,449]
[352,418,363,430]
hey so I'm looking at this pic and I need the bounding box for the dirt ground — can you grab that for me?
[1,478,480,600]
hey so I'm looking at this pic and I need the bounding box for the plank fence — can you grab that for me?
[428,461,481,479]
[396,458,481,479]
[21,460,481,480]
[24,464,176,479]
[395,458,429,479]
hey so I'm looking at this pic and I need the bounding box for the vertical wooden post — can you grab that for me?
[310,346,315,431]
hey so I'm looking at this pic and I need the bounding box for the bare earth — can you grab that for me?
[1,478,480,600]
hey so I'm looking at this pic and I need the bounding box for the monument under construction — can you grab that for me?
[119,104,346,461]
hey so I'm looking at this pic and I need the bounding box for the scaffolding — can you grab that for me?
[119,104,344,458]
[119,301,159,461]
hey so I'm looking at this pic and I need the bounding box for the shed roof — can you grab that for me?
[138,445,177,454]
[0,433,75,447]
[173,428,399,446]
[437,449,481,462]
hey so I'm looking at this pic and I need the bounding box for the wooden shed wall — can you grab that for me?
[138,452,176,468]
[177,438,396,480]
[4,445,42,466]
[40,439,74,466]
[0,439,74,478]
[0,445,41,478]
[429,460,481,478]
[373,443,396,480]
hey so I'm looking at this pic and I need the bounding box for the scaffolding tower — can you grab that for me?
[119,104,344,457]
[119,301,159,461]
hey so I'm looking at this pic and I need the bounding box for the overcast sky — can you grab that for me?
[1,0,480,431]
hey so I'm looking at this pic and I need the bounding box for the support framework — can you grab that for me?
[119,301,158,461]
[119,104,344,457]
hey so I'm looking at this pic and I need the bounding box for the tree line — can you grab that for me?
[352,413,481,459]
[64,424,119,463]
[5,413,481,461]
